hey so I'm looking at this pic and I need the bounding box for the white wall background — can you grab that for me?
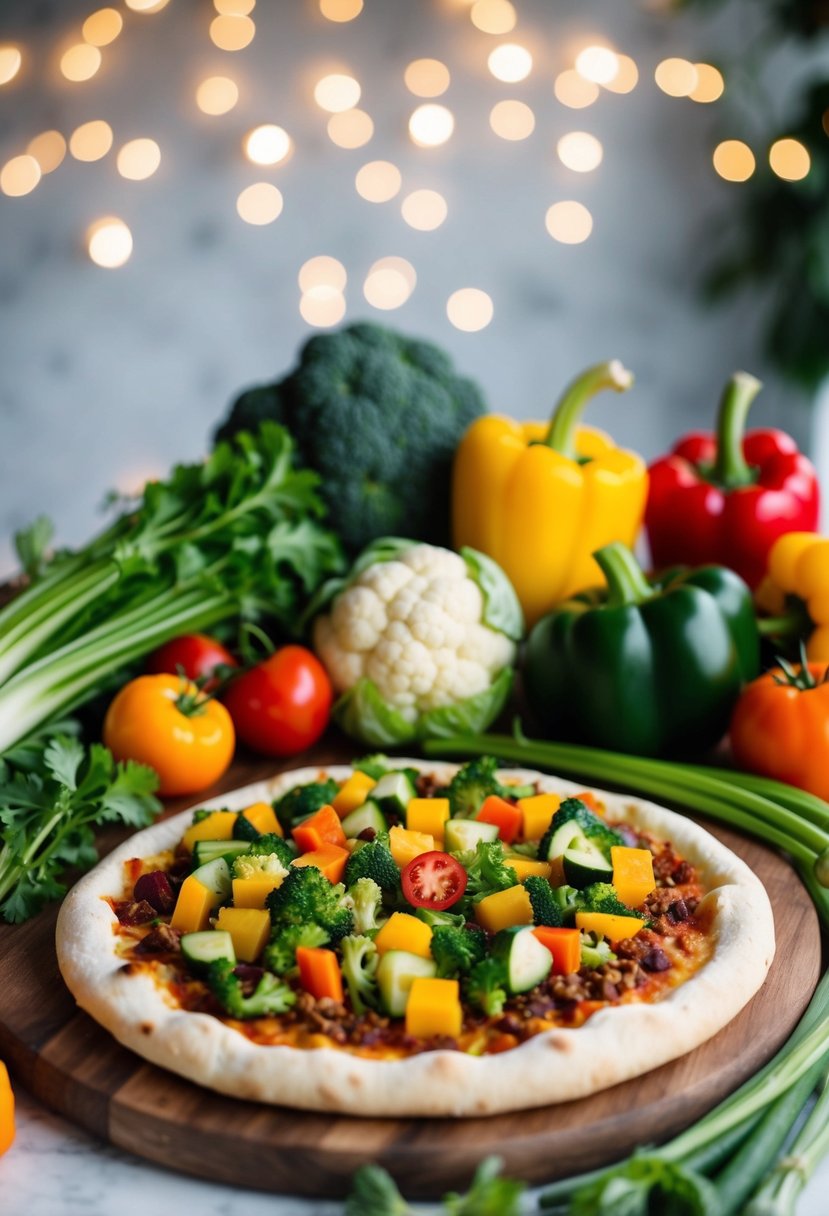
[0,0,821,573]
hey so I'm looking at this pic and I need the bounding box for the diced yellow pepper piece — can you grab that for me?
[181,810,238,853]
[374,911,433,959]
[474,884,534,933]
[215,906,271,963]
[170,875,214,933]
[332,771,377,818]
[240,802,282,837]
[388,825,435,869]
[610,846,656,908]
[405,977,462,1038]
[576,911,645,944]
[508,857,553,882]
[517,793,561,841]
[406,798,450,842]
[232,874,284,909]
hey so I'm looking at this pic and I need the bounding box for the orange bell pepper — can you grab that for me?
[476,795,523,844]
[730,660,829,801]
[0,1060,15,1156]
[533,926,581,975]
[292,804,347,853]
[296,947,344,1004]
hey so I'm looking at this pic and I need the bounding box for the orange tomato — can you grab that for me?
[0,1060,15,1156]
[103,674,235,797]
[730,662,829,801]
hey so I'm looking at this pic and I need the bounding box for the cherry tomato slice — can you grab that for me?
[400,851,468,911]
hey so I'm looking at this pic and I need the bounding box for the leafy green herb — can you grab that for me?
[0,731,160,923]
[345,1157,524,1216]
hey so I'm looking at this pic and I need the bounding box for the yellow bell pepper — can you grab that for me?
[374,911,433,958]
[215,907,271,963]
[405,977,463,1038]
[452,361,648,628]
[756,532,829,661]
[474,884,534,933]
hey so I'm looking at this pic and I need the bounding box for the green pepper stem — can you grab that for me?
[593,542,654,608]
[712,371,763,488]
[543,359,634,458]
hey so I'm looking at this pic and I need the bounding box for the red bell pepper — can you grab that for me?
[645,372,820,589]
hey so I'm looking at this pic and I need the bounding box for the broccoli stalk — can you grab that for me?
[215,322,487,553]
[464,958,508,1018]
[343,877,388,936]
[524,875,563,927]
[264,923,330,975]
[206,959,296,1019]
[273,780,339,835]
[343,838,400,892]
[446,756,534,820]
[266,866,354,942]
[430,924,487,978]
[341,934,380,1014]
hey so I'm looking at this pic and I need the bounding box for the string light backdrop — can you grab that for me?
[0,0,811,573]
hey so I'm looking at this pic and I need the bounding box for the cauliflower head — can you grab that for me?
[313,538,522,746]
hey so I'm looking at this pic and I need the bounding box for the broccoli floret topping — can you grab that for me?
[343,877,387,936]
[577,882,644,920]
[341,934,380,1014]
[239,832,296,870]
[456,840,519,902]
[538,798,624,861]
[508,840,540,859]
[264,923,330,975]
[214,322,487,553]
[465,957,508,1017]
[550,884,582,926]
[524,876,563,927]
[266,867,354,942]
[415,907,466,930]
[344,838,399,892]
[191,808,215,824]
[430,924,487,979]
[273,779,339,834]
[206,959,296,1019]
[580,933,618,970]
[447,756,534,820]
[231,852,289,881]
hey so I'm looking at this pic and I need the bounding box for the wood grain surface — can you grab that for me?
[0,743,822,1200]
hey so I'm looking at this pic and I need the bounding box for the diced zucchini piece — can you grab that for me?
[190,856,232,905]
[340,801,388,840]
[444,818,499,854]
[371,771,417,818]
[491,926,552,994]
[181,929,236,969]
[376,949,436,1017]
[193,839,251,868]
[562,848,614,888]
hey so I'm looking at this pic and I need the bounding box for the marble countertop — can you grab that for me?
[4,1084,829,1216]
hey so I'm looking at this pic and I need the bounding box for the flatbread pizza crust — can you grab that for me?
[56,760,775,1117]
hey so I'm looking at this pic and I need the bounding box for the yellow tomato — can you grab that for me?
[103,674,234,796]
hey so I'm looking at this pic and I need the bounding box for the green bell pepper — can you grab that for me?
[523,542,760,758]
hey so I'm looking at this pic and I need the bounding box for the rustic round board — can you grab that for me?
[0,745,821,1199]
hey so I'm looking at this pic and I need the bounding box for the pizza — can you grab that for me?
[55,757,775,1117]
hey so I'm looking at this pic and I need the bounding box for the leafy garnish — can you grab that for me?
[346,1157,524,1216]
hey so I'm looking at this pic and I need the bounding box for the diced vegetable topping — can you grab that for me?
[406,797,450,842]
[374,911,433,959]
[611,846,656,908]
[405,977,462,1038]
[474,885,534,933]
[332,771,377,817]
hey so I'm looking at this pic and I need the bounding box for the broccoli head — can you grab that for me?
[415,907,466,930]
[344,838,400,892]
[456,840,519,902]
[266,866,354,942]
[524,875,563,927]
[341,934,380,1015]
[231,850,289,881]
[430,924,487,978]
[464,957,508,1017]
[577,882,644,919]
[264,923,330,975]
[206,959,296,1019]
[273,779,339,835]
[214,323,487,552]
[447,756,534,820]
[343,877,387,936]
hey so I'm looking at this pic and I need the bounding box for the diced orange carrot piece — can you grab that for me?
[291,844,349,884]
[575,791,602,814]
[476,795,523,845]
[296,946,344,1003]
[533,926,581,975]
[292,805,347,854]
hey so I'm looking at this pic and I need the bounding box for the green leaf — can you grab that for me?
[444,1156,525,1215]
[333,679,417,747]
[345,1165,412,1216]
[461,547,524,641]
[14,515,54,579]
[419,667,513,740]
[43,736,86,793]
[570,1155,720,1216]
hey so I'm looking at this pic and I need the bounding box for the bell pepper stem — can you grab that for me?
[593,542,654,607]
[712,371,763,488]
[544,359,634,459]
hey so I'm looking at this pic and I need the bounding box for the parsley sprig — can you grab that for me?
[346,1157,525,1216]
[0,727,160,923]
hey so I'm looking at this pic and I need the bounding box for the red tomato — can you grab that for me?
[146,634,237,689]
[222,645,332,757]
[401,851,468,911]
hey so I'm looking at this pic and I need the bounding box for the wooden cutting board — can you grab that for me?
[0,744,821,1200]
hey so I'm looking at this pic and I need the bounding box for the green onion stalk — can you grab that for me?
[0,423,343,755]
[423,731,829,1213]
